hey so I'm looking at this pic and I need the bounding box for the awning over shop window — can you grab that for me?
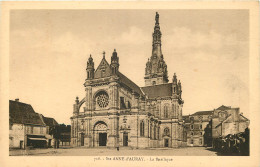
[28,137,47,141]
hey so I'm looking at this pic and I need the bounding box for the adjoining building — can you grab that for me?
[42,116,59,147]
[183,111,213,147]
[9,99,58,149]
[212,105,249,139]
[59,124,71,146]
[70,12,186,148]
[184,105,250,147]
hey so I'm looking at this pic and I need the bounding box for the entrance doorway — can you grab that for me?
[81,133,84,146]
[99,133,107,146]
[123,132,128,146]
[20,141,23,149]
[164,139,169,147]
[48,139,51,147]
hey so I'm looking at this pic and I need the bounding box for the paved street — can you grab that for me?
[9,146,218,156]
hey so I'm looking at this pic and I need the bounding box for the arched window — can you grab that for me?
[152,81,156,85]
[164,104,169,118]
[164,127,170,136]
[140,120,145,137]
[150,123,152,139]
[154,125,157,140]
[158,126,160,139]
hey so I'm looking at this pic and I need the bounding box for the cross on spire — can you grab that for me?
[103,51,105,58]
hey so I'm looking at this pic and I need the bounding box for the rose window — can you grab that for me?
[96,92,109,108]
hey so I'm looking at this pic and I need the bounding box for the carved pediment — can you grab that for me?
[94,58,112,79]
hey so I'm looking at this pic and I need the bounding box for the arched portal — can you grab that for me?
[94,121,108,147]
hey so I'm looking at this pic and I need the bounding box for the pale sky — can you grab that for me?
[10,10,249,124]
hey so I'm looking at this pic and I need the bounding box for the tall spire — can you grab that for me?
[152,12,162,59]
[144,12,168,86]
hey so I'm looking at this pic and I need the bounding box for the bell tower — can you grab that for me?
[110,49,119,75]
[144,12,168,86]
[86,54,95,80]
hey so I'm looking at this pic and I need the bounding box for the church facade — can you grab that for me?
[70,12,186,148]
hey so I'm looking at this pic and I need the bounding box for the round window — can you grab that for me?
[96,92,109,108]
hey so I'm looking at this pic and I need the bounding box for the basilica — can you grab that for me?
[70,12,186,148]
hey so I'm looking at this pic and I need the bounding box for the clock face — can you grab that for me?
[96,92,109,108]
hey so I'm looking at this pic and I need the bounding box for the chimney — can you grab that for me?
[15,98,19,102]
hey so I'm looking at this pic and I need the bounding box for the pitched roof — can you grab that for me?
[94,57,111,79]
[216,114,249,128]
[9,100,45,126]
[117,71,143,95]
[43,116,58,127]
[216,105,231,110]
[192,111,213,116]
[141,83,172,98]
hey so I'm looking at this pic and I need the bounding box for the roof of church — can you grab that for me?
[192,111,213,116]
[117,71,143,95]
[9,100,45,125]
[141,83,172,98]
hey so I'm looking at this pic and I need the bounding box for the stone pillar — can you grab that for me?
[85,86,93,111]
[85,117,93,147]
[109,82,119,110]
[171,123,178,148]
[107,82,119,147]
[140,97,145,113]
[178,104,183,121]
[157,99,161,118]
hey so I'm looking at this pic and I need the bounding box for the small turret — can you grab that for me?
[86,54,95,80]
[172,73,178,95]
[111,49,119,75]
[75,96,79,104]
[178,80,182,98]
[145,58,151,75]
[73,96,79,115]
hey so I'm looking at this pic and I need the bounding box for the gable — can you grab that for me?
[239,114,249,122]
[94,58,111,79]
